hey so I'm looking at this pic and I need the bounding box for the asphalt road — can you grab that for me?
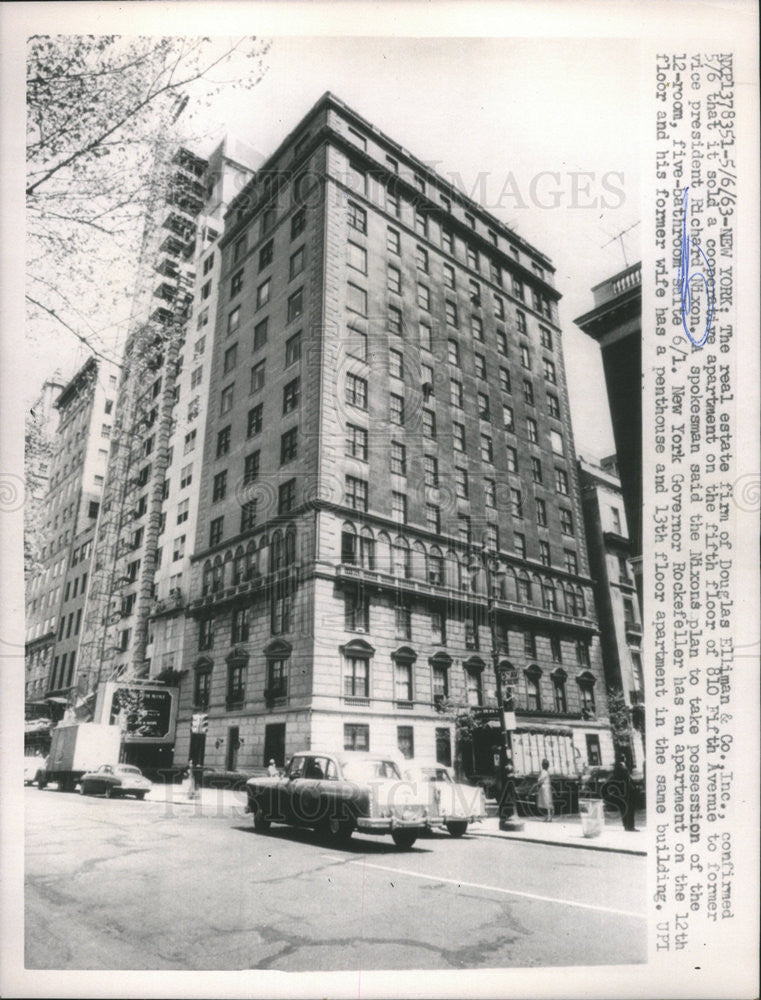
[25,787,646,971]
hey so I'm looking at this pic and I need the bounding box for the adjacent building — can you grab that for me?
[578,454,645,769]
[174,92,614,780]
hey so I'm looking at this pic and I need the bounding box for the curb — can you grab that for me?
[471,827,646,856]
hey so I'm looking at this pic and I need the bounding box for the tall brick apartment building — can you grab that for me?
[175,93,614,778]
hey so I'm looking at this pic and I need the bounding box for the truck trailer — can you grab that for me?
[37,723,121,792]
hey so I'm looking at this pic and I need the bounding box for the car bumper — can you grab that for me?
[356,816,427,832]
[116,783,152,795]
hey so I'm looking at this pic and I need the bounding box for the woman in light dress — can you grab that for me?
[534,758,554,822]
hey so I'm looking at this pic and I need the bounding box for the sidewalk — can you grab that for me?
[144,785,647,855]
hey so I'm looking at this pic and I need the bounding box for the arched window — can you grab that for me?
[524,664,542,711]
[376,531,392,573]
[577,671,596,717]
[516,570,532,604]
[212,555,224,593]
[258,533,269,576]
[340,638,375,700]
[551,668,567,713]
[246,539,258,580]
[429,651,452,704]
[391,646,417,704]
[392,537,410,578]
[542,579,557,611]
[411,541,427,580]
[283,526,296,567]
[202,560,212,596]
[428,546,444,585]
[463,656,485,707]
[232,546,245,585]
[359,526,375,569]
[341,521,357,564]
[270,530,283,571]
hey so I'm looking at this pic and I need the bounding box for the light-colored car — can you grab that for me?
[401,762,487,837]
[245,750,430,849]
[24,755,46,785]
[79,764,153,800]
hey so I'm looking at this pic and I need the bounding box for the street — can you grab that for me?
[25,787,646,971]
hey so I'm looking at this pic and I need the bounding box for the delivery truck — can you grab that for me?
[37,723,122,792]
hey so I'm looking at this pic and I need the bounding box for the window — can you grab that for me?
[539,540,551,566]
[216,426,231,458]
[516,310,527,334]
[348,241,367,273]
[480,434,494,463]
[579,677,596,716]
[347,282,367,316]
[458,514,471,544]
[442,227,454,253]
[240,500,257,531]
[346,373,368,409]
[200,280,211,301]
[414,210,427,237]
[432,661,449,700]
[503,404,515,432]
[484,479,496,508]
[345,476,368,512]
[249,360,265,395]
[233,233,247,264]
[455,466,469,499]
[585,733,601,766]
[346,424,368,460]
[387,264,402,294]
[287,288,304,323]
[560,509,574,535]
[199,616,214,650]
[197,307,209,330]
[564,548,578,575]
[525,666,541,710]
[423,408,436,438]
[386,186,400,218]
[258,239,273,271]
[389,393,404,425]
[424,454,439,487]
[344,723,369,751]
[416,245,429,273]
[395,607,412,644]
[536,498,547,526]
[291,206,306,238]
[194,668,211,710]
[344,653,369,693]
[280,428,298,464]
[523,379,535,406]
[386,227,400,254]
[390,441,407,475]
[419,321,432,352]
[447,340,460,366]
[278,479,296,514]
[555,467,569,495]
[547,393,560,419]
[244,451,260,483]
[494,293,505,319]
[425,504,441,532]
[417,284,431,312]
[285,331,301,367]
[392,492,407,524]
[247,403,263,437]
[209,517,224,547]
[220,384,234,415]
[527,417,538,443]
[256,279,270,308]
[104,399,113,415]
[475,353,487,380]
[543,358,557,385]
[283,377,300,414]
[506,445,518,472]
[436,727,452,766]
[540,326,553,350]
[228,306,241,336]
[421,362,434,386]
[101,424,111,438]
[510,487,523,519]
[347,201,366,237]
[232,607,250,644]
[397,726,414,759]
[385,305,403,337]
[254,318,268,351]
[471,315,484,342]
[231,270,244,297]
[227,661,246,706]
[453,422,465,451]
[465,665,483,707]
[177,498,190,524]
[577,640,591,666]
[190,366,203,389]
[450,379,463,408]
[445,300,458,326]
[610,506,622,535]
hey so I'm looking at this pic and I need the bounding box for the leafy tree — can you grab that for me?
[26,35,270,361]
[606,686,635,757]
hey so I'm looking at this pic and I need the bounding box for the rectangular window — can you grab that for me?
[285,332,301,367]
[216,426,231,458]
[450,379,463,408]
[240,500,257,532]
[536,497,547,526]
[344,654,369,693]
[453,422,465,452]
[389,393,404,425]
[471,315,484,342]
[278,479,296,514]
[503,404,514,432]
[506,445,518,472]
[417,284,431,312]
[544,358,557,384]
[287,288,304,323]
[199,616,214,651]
[386,227,400,254]
[244,451,260,483]
[416,245,429,273]
[347,282,367,316]
[414,211,427,237]
[510,487,523,519]
[254,317,268,351]
[480,434,494,463]
[423,408,436,438]
[551,429,564,455]
[387,306,402,337]
[386,186,400,218]
[425,504,441,532]
[387,264,402,294]
[348,241,367,273]
[455,467,469,499]
[520,343,531,370]
[209,516,224,547]
[496,329,508,356]
[291,206,306,238]
[547,393,561,418]
[419,321,432,352]
[564,549,578,575]
[539,539,551,566]
[523,379,534,406]
[177,498,189,524]
[477,391,490,420]
[190,366,203,389]
[424,454,439,487]
[516,310,527,334]
[540,326,553,350]
[391,492,407,524]
[250,360,266,394]
[555,467,569,495]
[346,373,368,409]
[527,417,538,443]
[445,300,458,326]
[529,457,543,484]
[458,514,471,544]
[397,726,414,759]
[256,279,270,309]
[346,424,368,460]
[280,427,298,464]
[220,383,234,414]
[283,377,300,414]
[287,245,304,280]
[560,509,574,535]
[233,233,247,264]
[395,606,413,644]
[390,441,407,475]
[442,227,454,253]
[344,723,369,752]
[247,404,263,437]
[348,199,367,231]
[345,476,368,512]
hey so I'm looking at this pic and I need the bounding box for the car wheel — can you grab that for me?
[321,816,354,846]
[104,785,114,799]
[392,830,418,849]
[136,792,146,801]
[79,784,86,795]
[446,821,468,838]
[253,808,271,832]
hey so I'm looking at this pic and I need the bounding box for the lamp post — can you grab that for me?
[472,541,524,832]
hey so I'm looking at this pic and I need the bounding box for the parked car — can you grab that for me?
[78,764,153,800]
[24,755,46,786]
[194,766,251,791]
[401,762,487,837]
[245,750,430,849]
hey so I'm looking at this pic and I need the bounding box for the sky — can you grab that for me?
[26,33,641,460]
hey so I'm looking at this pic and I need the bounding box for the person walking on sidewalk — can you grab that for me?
[534,759,554,822]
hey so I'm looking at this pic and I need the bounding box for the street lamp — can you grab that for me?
[471,540,524,832]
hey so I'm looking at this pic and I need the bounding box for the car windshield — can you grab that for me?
[341,759,402,781]
[116,766,142,775]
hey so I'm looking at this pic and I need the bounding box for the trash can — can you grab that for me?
[579,798,604,838]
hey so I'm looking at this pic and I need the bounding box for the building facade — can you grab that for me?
[175,92,614,778]
[578,455,645,769]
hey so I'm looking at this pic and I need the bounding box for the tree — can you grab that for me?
[26,35,270,362]
[606,686,635,758]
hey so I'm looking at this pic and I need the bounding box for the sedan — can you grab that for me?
[401,762,487,837]
[79,764,153,800]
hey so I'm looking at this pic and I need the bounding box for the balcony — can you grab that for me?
[149,588,185,619]
[334,563,597,633]
[189,567,299,615]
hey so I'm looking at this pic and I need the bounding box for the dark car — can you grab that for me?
[195,766,251,791]
[79,764,153,799]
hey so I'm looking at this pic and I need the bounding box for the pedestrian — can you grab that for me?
[267,758,278,777]
[499,760,518,821]
[533,759,554,822]
[613,754,637,830]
